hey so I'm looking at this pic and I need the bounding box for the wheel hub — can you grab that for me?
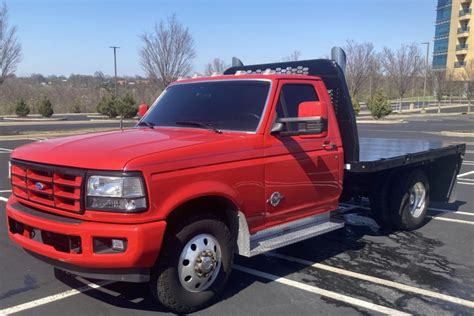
[178,234,222,293]
[409,182,426,218]
[195,250,217,277]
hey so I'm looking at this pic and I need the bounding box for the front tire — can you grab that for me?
[150,214,233,313]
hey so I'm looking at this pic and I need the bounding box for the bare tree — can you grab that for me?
[381,43,422,111]
[94,71,106,80]
[432,69,454,113]
[283,50,301,61]
[461,61,474,113]
[139,15,196,90]
[204,58,228,75]
[0,2,22,84]
[344,40,378,98]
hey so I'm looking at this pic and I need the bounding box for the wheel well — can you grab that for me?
[165,196,240,240]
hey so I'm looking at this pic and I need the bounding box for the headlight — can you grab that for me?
[86,175,147,212]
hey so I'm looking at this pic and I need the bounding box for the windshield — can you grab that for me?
[141,80,270,132]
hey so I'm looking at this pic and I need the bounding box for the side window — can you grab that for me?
[276,84,319,131]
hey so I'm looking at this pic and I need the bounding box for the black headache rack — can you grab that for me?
[224,53,360,164]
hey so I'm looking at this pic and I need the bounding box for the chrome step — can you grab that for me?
[239,212,344,257]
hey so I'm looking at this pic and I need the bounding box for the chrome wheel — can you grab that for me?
[408,181,426,218]
[178,234,222,293]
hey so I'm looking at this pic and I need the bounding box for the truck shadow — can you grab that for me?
[54,268,168,313]
[53,199,471,314]
[345,196,467,226]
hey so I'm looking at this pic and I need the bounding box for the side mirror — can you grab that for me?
[298,101,327,120]
[271,101,328,137]
[137,103,149,119]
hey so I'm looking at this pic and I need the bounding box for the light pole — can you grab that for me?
[421,42,430,110]
[109,46,120,127]
[412,56,419,109]
[109,46,120,99]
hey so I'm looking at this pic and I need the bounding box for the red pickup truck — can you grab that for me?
[6,48,465,313]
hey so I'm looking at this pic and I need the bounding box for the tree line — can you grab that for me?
[0,1,471,118]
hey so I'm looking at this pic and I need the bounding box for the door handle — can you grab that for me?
[323,141,337,150]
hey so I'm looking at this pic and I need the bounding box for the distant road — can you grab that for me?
[0,114,94,122]
[0,120,136,135]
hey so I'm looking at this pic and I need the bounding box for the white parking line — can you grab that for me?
[0,278,115,315]
[265,253,474,309]
[0,197,8,202]
[427,216,474,225]
[0,189,11,193]
[339,203,474,225]
[233,265,409,315]
[2,264,410,315]
[0,147,12,152]
[429,207,474,216]
[458,171,474,178]
[458,182,474,186]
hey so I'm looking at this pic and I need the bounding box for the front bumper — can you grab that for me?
[6,196,166,281]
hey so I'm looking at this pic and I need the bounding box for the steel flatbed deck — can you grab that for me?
[345,138,466,173]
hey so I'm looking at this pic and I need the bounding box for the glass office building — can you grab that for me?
[433,0,473,77]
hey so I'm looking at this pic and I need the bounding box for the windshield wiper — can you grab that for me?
[175,121,222,134]
[136,121,155,129]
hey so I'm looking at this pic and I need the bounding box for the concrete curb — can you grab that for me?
[1,113,99,118]
[356,119,406,124]
[2,117,66,122]
[357,112,472,120]
[0,120,135,126]
[89,119,137,123]
[86,115,109,119]
[438,131,474,138]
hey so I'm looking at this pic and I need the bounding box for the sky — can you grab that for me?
[7,0,436,77]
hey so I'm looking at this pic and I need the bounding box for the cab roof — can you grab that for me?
[170,73,322,85]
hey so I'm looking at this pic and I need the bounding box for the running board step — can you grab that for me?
[238,212,344,257]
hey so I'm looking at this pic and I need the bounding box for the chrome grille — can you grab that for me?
[11,160,85,213]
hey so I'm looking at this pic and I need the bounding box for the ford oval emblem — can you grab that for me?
[35,182,45,190]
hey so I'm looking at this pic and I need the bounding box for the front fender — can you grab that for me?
[153,179,243,219]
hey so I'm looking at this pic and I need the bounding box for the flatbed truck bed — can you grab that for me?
[346,138,466,173]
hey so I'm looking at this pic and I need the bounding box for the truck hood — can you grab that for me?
[12,128,247,170]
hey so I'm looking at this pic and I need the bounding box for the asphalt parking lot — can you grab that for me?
[0,115,473,315]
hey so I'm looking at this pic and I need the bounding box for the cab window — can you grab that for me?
[275,84,319,131]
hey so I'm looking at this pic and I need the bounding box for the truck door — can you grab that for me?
[263,80,342,226]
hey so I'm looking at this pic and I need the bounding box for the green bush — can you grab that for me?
[97,95,117,118]
[367,91,392,119]
[116,92,137,118]
[71,98,82,113]
[72,103,81,113]
[97,93,137,119]
[15,99,30,117]
[38,97,54,117]
[351,96,360,115]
